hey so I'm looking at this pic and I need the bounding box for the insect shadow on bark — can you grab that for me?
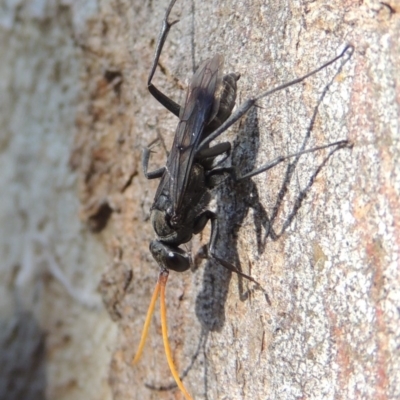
[143,80,350,396]
[188,58,351,395]
[146,54,352,395]
[138,3,353,395]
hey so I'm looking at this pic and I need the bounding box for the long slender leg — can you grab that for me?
[148,0,181,117]
[142,146,165,179]
[196,45,354,153]
[198,211,259,284]
[236,140,349,181]
[196,142,231,171]
[195,142,231,161]
[206,140,350,182]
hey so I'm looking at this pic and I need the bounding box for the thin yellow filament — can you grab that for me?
[131,278,161,365]
[159,271,193,400]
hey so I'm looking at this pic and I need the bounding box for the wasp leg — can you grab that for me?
[196,142,231,160]
[142,146,165,179]
[196,142,231,171]
[192,211,212,234]
[205,140,350,183]
[237,141,349,180]
[148,0,181,117]
[196,45,354,153]
[194,211,258,283]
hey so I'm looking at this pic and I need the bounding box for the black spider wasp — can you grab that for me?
[132,1,353,398]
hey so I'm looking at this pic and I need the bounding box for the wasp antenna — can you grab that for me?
[132,276,161,365]
[159,270,193,400]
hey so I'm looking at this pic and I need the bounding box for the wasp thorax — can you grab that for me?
[151,208,173,238]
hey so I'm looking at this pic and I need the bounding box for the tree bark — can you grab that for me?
[1,1,399,400]
[0,2,116,400]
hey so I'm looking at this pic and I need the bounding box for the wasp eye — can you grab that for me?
[150,240,191,272]
[165,250,190,272]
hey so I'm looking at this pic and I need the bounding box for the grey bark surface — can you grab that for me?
[1,0,399,400]
[0,2,116,400]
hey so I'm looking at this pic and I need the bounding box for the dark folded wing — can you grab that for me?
[154,54,224,216]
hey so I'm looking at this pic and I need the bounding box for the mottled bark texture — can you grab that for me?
[1,1,399,400]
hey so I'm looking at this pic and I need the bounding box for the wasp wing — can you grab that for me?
[153,54,224,217]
